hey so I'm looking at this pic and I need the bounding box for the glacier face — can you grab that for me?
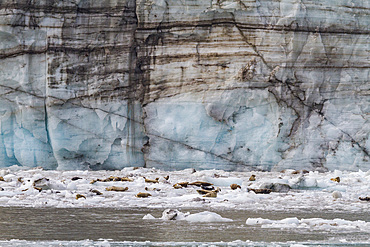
[0,0,369,171]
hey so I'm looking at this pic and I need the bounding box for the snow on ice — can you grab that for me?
[0,166,369,213]
[246,217,370,233]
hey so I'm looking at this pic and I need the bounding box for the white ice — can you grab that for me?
[143,209,233,222]
[0,166,369,213]
[246,217,370,233]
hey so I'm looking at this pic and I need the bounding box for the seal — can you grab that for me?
[162,209,178,220]
[90,189,102,195]
[248,188,272,194]
[76,194,86,200]
[145,187,161,191]
[359,197,370,201]
[91,176,134,184]
[330,177,340,183]
[203,191,217,197]
[197,187,220,195]
[196,189,212,195]
[201,185,215,191]
[33,177,50,190]
[136,192,152,198]
[144,177,159,183]
[105,186,128,192]
[230,184,241,190]
[189,181,213,187]
[173,182,189,189]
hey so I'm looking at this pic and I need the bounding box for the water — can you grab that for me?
[0,207,369,246]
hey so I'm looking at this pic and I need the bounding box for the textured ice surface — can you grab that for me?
[0,166,369,213]
[0,0,369,171]
[246,217,370,233]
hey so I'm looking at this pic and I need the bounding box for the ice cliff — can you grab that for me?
[0,0,369,171]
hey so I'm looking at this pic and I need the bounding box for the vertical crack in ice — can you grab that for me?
[268,76,370,160]
[43,99,56,166]
[233,19,273,70]
[126,0,140,167]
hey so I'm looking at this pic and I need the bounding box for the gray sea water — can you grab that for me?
[0,207,369,246]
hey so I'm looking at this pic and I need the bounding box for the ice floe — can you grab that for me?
[143,209,233,222]
[246,217,370,233]
[0,166,368,212]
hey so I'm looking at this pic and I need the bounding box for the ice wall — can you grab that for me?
[0,0,369,171]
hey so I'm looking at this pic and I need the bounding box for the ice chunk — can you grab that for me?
[185,211,233,222]
[205,177,243,187]
[246,218,273,225]
[332,191,342,199]
[142,214,156,220]
[157,209,232,222]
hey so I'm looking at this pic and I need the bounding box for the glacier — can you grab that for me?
[0,0,369,171]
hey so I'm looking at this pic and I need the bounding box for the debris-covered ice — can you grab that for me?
[0,166,369,213]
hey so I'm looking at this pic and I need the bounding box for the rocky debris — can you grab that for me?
[230,184,241,190]
[164,175,170,180]
[249,175,256,181]
[0,177,4,181]
[331,177,340,183]
[105,186,128,192]
[136,192,152,198]
[260,183,291,193]
[359,197,370,201]
[76,194,86,200]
